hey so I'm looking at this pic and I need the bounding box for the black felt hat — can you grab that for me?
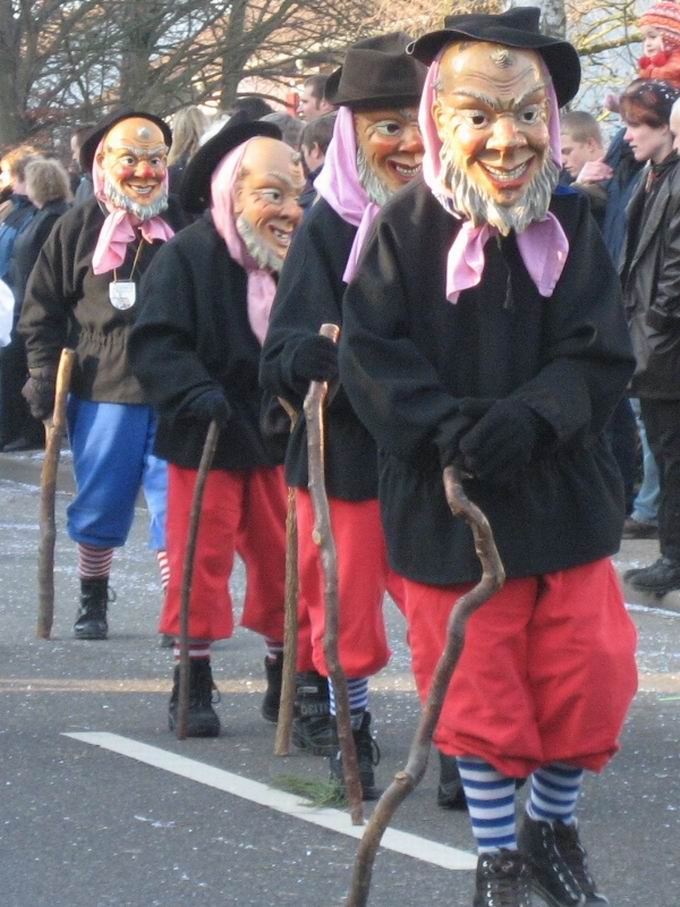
[409,7,580,108]
[178,111,282,213]
[325,31,427,110]
[79,109,173,172]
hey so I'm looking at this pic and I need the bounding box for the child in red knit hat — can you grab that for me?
[639,1,680,86]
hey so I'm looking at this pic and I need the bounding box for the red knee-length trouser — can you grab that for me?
[160,464,287,642]
[295,491,405,677]
[403,558,638,778]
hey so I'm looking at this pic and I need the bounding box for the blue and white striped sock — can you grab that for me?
[328,677,369,718]
[457,756,517,853]
[527,762,583,826]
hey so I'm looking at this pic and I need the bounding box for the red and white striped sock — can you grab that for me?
[173,640,211,661]
[156,549,170,592]
[264,637,283,663]
[78,543,114,579]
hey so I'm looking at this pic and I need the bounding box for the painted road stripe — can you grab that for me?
[64,731,476,871]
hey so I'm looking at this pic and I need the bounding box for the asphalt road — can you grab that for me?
[0,448,678,907]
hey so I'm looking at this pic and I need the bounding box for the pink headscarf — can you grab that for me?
[418,53,569,303]
[210,138,276,347]
[314,106,381,283]
[91,139,174,275]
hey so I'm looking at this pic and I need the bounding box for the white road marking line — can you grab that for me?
[64,731,476,871]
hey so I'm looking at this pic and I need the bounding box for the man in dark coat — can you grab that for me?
[339,10,638,906]
[129,116,305,737]
[19,110,184,641]
[260,32,439,802]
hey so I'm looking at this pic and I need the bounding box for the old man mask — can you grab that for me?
[97,117,169,220]
[432,42,559,235]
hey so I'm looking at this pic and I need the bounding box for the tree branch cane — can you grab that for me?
[37,347,76,639]
[303,323,364,826]
[275,398,299,756]
[176,418,221,740]
[345,464,506,905]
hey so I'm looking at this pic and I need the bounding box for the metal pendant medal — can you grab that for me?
[109,280,136,310]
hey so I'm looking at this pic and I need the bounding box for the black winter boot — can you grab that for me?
[625,556,680,593]
[473,850,532,907]
[262,654,283,723]
[168,660,220,737]
[73,577,110,640]
[437,750,466,810]
[328,711,381,801]
[553,821,609,904]
[518,814,586,906]
[292,671,337,755]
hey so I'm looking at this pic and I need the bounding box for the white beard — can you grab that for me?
[237,215,284,273]
[104,177,168,221]
[356,147,394,207]
[439,141,559,235]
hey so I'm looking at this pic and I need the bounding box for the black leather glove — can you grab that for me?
[459,398,547,482]
[291,335,339,383]
[434,398,496,469]
[22,369,56,421]
[183,388,232,428]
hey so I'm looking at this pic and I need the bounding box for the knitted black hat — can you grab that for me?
[325,31,427,110]
[79,109,173,172]
[178,111,282,213]
[409,7,580,108]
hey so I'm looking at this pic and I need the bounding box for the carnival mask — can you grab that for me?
[353,107,423,204]
[433,42,558,235]
[98,118,169,219]
[233,138,305,272]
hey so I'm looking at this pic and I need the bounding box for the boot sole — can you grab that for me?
[532,879,585,907]
[73,629,108,640]
[168,715,220,738]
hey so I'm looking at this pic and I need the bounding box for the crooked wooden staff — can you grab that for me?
[304,323,364,826]
[176,418,221,740]
[345,464,506,905]
[275,399,299,757]
[37,347,76,639]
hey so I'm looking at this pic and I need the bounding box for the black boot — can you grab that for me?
[473,850,532,907]
[437,750,466,809]
[262,654,283,723]
[168,660,220,737]
[625,556,680,593]
[518,815,586,906]
[328,711,381,801]
[292,671,337,755]
[553,821,609,904]
[73,577,110,640]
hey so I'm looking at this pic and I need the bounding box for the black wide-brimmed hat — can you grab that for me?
[409,7,580,108]
[79,109,173,172]
[179,111,282,213]
[325,31,427,110]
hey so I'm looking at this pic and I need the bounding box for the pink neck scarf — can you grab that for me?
[314,106,381,283]
[91,141,174,276]
[210,139,276,347]
[419,55,569,304]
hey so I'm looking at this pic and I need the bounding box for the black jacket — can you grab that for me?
[260,198,380,500]
[620,156,680,399]
[340,179,635,585]
[10,200,70,324]
[18,196,185,403]
[129,213,283,471]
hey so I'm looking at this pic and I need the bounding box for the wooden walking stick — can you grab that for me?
[304,323,364,826]
[37,347,76,639]
[345,465,506,906]
[176,418,221,740]
[275,399,299,757]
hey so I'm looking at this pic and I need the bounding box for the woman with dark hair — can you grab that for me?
[619,78,680,594]
[1,159,72,451]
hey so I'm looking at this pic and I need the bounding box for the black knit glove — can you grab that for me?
[21,369,56,421]
[434,399,495,469]
[458,398,546,482]
[291,335,339,382]
[183,388,232,428]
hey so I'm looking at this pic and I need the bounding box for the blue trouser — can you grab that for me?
[630,397,659,524]
[66,397,167,549]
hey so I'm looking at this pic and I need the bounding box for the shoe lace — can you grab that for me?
[482,855,531,906]
[555,824,596,895]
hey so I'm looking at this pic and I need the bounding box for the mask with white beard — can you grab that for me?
[104,177,169,221]
[237,214,285,273]
[356,147,394,207]
[438,137,560,236]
